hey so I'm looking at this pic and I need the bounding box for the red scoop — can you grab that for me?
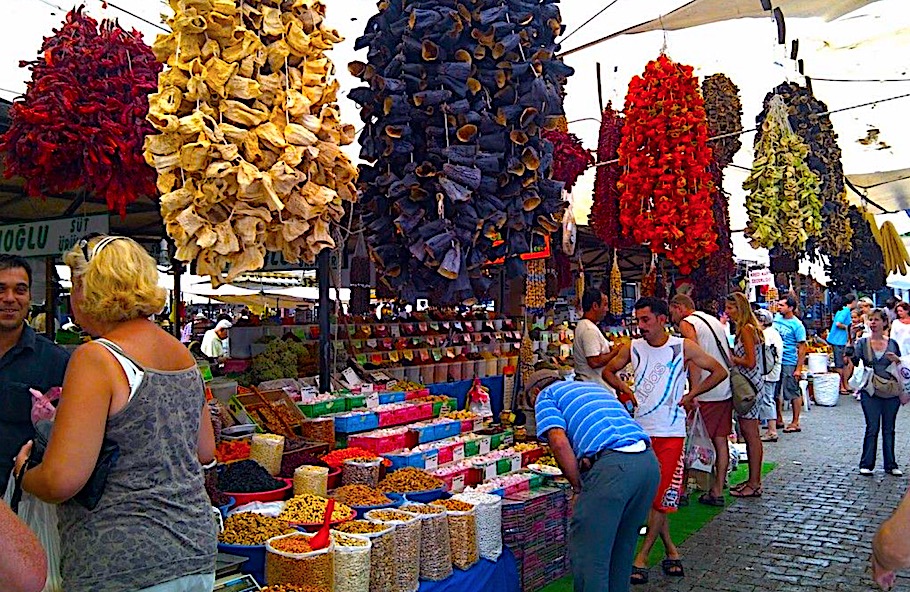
[309,499,335,550]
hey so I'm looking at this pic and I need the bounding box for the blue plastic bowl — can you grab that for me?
[217,542,265,585]
[402,487,447,503]
[349,492,404,519]
[218,497,235,519]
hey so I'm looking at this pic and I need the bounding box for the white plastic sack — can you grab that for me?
[849,360,873,392]
[888,357,910,405]
[3,474,62,592]
[227,500,286,518]
[684,409,716,473]
[454,492,502,561]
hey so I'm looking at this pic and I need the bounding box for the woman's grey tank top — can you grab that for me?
[57,340,217,592]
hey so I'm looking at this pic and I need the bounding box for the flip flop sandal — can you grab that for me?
[630,566,649,585]
[783,426,802,433]
[661,558,685,577]
[698,493,725,507]
[761,434,779,442]
[776,421,786,429]
[730,485,763,498]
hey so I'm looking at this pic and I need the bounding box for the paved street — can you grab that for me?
[640,394,910,592]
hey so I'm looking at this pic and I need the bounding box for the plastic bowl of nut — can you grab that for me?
[217,512,299,585]
[278,493,357,532]
[225,479,293,507]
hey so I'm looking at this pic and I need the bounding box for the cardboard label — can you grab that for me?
[452,474,465,493]
[452,444,465,462]
[510,456,522,473]
[479,438,491,455]
[440,402,451,415]
[472,419,484,432]
[342,367,363,387]
[391,325,400,337]
[424,452,438,471]
[484,463,496,481]
[361,384,375,394]
[366,392,380,409]
[503,432,514,446]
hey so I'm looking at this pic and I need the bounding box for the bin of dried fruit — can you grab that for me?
[330,531,371,592]
[251,434,286,476]
[322,447,391,469]
[279,494,355,527]
[266,533,333,592]
[378,468,444,496]
[434,501,478,570]
[366,509,421,592]
[331,485,392,507]
[342,458,381,488]
[400,504,452,582]
[219,513,296,547]
[218,460,292,505]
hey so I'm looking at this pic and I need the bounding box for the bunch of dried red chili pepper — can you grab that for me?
[541,129,593,193]
[589,103,627,249]
[616,54,717,274]
[1,7,160,216]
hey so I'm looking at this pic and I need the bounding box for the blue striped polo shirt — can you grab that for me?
[535,381,650,457]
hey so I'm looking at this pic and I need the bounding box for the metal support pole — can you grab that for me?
[317,248,331,393]
[45,257,56,342]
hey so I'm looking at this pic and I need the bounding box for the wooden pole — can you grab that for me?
[596,63,604,111]
[317,248,331,393]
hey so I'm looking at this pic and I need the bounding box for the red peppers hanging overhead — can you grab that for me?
[1,6,160,216]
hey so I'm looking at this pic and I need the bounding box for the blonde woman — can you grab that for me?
[13,235,217,592]
[724,292,766,498]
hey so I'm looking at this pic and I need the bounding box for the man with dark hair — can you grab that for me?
[604,297,728,584]
[775,296,807,433]
[573,287,618,391]
[885,296,900,323]
[0,254,69,492]
[829,294,857,394]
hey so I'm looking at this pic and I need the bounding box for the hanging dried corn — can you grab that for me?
[525,258,546,316]
[145,0,357,285]
[609,252,623,316]
[519,329,535,385]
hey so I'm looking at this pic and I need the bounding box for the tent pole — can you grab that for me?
[318,248,331,392]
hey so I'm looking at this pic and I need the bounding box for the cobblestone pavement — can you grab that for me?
[640,394,910,592]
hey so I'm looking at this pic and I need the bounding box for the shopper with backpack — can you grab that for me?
[756,309,783,441]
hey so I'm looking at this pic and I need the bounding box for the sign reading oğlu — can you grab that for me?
[0,214,109,258]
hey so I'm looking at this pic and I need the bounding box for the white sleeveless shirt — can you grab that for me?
[631,335,688,438]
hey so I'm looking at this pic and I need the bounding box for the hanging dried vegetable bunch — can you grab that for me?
[743,95,822,254]
[826,206,884,294]
[2,7,161,216]
[540,129,593,192]
[640,258,657,298]
[701,74,742,168]
[878,220,910,277]
[145,0,357,284]
[609,252,623,315]
[590,104,626,248]
[525,258,546,315]
[755,82,852,259]
[690,163,736,311]
[617,55,717,274]
[350,0,573,304]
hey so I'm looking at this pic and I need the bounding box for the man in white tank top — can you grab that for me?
[669,294,734,507]
[604,297,729,583]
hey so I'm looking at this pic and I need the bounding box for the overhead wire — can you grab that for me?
[28,0,169,33]
[560,0,623,44]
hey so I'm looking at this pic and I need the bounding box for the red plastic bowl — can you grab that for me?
[224,478,293,507]
[326,467,343,490]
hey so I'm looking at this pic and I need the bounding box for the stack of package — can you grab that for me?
[502,487,570,592]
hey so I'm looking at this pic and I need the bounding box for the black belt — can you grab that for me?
[578,443,650,474]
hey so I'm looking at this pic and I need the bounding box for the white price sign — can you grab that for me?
[366,392,379,409]
[510,456,522,473]
[748,268,773,287]
[452,474,465,493]
[484,463,497,481]
[424,453,438,471]
[479,438,491,455]
[452,444,465,462]
[472,419,484,432]
[502,432,514,446]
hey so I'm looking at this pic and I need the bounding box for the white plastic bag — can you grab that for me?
[3,474,62,592]
[887,357,910,405]
[684,409,716,473]
[849,360,873,392]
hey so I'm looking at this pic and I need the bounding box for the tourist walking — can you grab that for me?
[603,297,728,585]
[757,309,783,441]
[668,294,733,506]
[851,308,903,476]
[529,371,659,592]
[872,479,910,590]
[14,235,217,592]
[573,287,619,391]
[887,301,910,355]
[828,295,857,394]
[774,296,807,433]
[725,293,766,499]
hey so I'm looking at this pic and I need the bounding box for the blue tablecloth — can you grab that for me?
[427,376,505,418]
[418,547,520,592]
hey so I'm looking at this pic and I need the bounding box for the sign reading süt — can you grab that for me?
[0,214,109,258]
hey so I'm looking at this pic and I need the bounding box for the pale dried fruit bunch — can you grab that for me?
[145,0,357,285]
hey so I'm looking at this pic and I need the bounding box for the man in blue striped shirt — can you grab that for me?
[530,371,660,592]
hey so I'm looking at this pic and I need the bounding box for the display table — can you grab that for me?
[427,376,505,418]
[418,547,520,592]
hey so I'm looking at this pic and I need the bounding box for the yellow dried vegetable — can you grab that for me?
[145,0,357,285]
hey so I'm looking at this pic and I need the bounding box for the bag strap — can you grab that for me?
[689,313,731,369]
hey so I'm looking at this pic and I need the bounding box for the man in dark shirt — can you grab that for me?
[0,255,69,492]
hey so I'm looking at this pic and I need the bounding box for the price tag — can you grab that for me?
[440,402,451,415]
[452,444,465,462]
[424,452,438,471]
[342,367,363,387]
[510,456,522,473]
[472,419,484,432]
[391,325,401,337]
[479,438,491,455]
[361,383,374,394]
[484,463,497,481]
[452,474,466,493]
[503,432,514,446]
[366,392,380,409]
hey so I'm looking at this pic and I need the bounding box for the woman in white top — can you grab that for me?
[888,302,910,355]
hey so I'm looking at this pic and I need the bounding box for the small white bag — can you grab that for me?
[848,360,873,392]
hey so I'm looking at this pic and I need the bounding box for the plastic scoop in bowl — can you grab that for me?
[309,499,335,550]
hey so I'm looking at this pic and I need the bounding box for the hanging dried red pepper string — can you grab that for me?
[616,54,717,275]
[1,6,160,216]
[590,103,628,249]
